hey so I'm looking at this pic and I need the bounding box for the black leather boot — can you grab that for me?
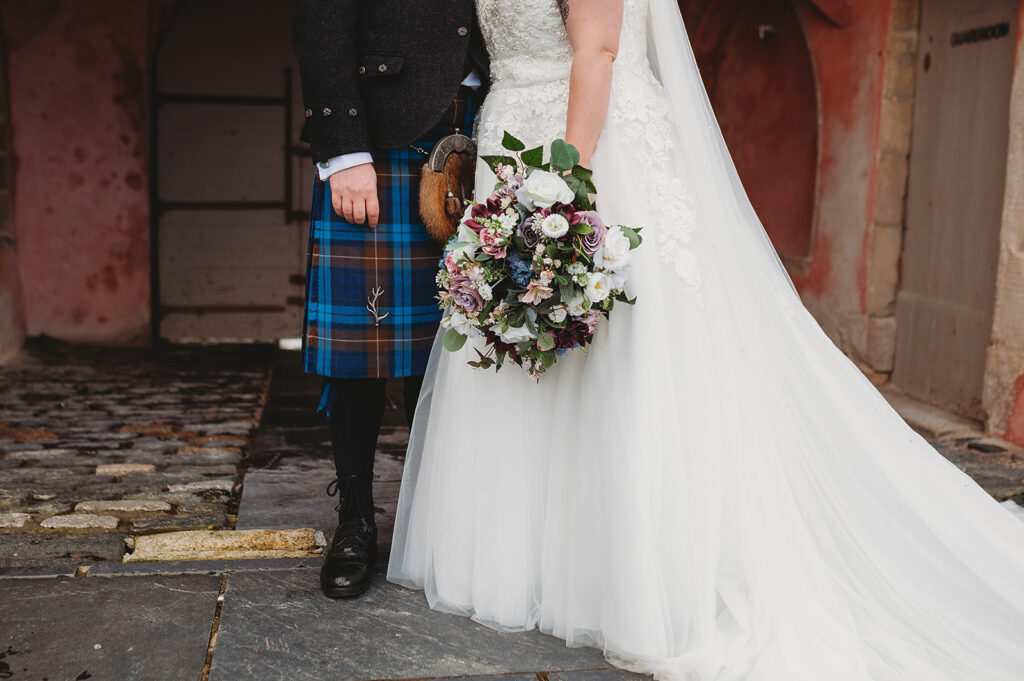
[320,474,377,599]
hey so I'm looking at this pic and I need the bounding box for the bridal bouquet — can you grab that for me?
[436,131,641,379]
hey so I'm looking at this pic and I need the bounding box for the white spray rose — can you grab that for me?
[516,170,575,210]
[547,304,568,324]
[448,311,480,338]
[584,272,611,303]
[595,226,632,272]
[539,213,571,239]
[567,292,588,317]
[491,323,537,344]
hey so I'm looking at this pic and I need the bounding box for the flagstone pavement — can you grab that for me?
[1,340,1022,681]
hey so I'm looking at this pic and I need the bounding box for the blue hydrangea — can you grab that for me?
[508,252,532,287]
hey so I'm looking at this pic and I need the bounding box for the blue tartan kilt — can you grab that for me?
[302,88,479,379]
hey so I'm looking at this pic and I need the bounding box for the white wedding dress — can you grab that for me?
[387,0,1024,678]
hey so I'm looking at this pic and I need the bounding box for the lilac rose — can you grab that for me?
[448,275,485,313]
[576,211,608,254]
[517,217,541,250]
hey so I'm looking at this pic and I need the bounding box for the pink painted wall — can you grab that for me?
[789,1,891,323]
[1,0,150,345]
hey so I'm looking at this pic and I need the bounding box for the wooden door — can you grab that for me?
[893,0,1018,419]
[155,0,314,342]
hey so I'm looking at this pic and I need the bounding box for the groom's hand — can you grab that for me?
[329,163,380,228]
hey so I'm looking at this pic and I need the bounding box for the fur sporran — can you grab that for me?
[419,133,477,243]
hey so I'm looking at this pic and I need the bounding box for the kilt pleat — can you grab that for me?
[302,88,480,379]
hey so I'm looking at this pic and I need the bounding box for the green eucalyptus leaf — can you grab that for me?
[537,331,555,352]
[550,139,580,171]
[442,328,468,352]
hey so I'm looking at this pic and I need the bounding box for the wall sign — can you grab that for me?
[951,22,1011,46]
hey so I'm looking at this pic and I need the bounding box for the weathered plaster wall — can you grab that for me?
[787,0,896,381]
[984,3,1024,446]
[1,0,150,345]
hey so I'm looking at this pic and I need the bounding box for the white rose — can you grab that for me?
[449,311,480,338]
[516,170,575,210]
[595,226,632,272]
[584,272,611,302]
[567,292,588,317]
[539,213,570,239]
[478,283,494,301]
[491,323,536,344]
[547,304,568,324]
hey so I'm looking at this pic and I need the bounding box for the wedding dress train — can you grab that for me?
[388,0,1024,678]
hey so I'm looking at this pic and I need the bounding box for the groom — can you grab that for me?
[292,0,487,599]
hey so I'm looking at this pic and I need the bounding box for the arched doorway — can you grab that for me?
[680,0,819,261]
[154,0,313,342]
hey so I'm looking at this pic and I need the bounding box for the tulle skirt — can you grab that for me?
[387,70,1024,681]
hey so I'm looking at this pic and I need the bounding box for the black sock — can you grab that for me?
[403,375,425,426]
[326,377,386,523]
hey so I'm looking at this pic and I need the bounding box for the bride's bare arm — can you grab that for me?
[560,0,624,167]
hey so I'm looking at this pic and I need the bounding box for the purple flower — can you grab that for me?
[576,211,608,254]
[448,275,484,313]
[517,217,540,250]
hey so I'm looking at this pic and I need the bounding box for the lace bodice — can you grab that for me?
[474,0,701,294]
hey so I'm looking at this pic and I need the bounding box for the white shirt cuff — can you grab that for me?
[461,69,482,90]
[317,152,373,181]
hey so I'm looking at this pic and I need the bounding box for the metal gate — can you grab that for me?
[893,0,1018,419]
[154,0,314,342]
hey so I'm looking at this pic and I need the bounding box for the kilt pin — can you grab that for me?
[302,87,480,380]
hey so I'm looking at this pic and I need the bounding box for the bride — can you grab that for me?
[387,0,1024,678]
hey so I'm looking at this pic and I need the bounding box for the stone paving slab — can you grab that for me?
[209,565,616,681]
[88,555,320,576]
[2,573,220,681]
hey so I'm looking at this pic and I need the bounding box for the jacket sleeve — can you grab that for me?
[292,0,370,162]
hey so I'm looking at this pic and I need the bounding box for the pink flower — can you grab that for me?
[580,309,603,333]
[480,228,508,258]
[445,252,460,275]
[520,281,554,305]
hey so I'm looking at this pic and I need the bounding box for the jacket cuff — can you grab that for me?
[303,101,371,163]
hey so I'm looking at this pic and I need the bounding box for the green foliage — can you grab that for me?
[502,131,526,152]
[521,145,544,167]
[481,154,518,173]
[549,139,580,171]
[442,328,467,352]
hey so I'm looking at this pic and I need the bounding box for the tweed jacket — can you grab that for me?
[291,0,489,162]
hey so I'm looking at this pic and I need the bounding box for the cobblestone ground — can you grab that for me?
[2,342,1023,681]
[0,339,273,566]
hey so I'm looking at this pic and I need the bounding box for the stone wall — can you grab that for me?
[983,4,1024,446]
[861,0,920,382]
